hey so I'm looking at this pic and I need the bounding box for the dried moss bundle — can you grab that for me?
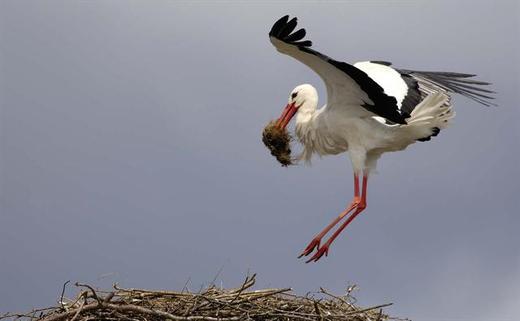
[1,274,397,321]
[262,120,294,166]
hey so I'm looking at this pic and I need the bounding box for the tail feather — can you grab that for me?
[405,92,454,141]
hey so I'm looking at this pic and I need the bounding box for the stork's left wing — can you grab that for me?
[269,15,409,124]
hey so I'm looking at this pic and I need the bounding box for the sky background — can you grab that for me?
[1,1,519,321]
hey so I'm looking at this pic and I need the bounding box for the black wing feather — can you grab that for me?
[285,28,306,43]
[270,15,289,36]
[398,69,496,107]
[400,74,422,116]
[269,16,312,48]
[278,17,298,39]
[370,60,393,66]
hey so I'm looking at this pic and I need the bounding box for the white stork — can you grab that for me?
[269,15,495,262]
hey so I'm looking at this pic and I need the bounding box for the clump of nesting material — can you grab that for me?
[3,274,396,321]
[262,120,294,166]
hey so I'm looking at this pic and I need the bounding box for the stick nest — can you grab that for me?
[2,275,401,321]
[262,121,294,166]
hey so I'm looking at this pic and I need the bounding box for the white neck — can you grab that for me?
[294,98,323,163]
[295,101,317,125]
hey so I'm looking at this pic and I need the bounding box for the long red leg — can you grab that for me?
[298,174,362,258]
[306,174,368,263]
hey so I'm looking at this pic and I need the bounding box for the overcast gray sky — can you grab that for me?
[1,1,519,321]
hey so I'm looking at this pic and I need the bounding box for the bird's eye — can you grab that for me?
[291,92,298,99]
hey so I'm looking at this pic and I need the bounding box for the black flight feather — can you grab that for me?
[285,28,306,43]
[278,17,298,39]
[399,69,496,107]
[270,15,289,36]
[370,61,393,66]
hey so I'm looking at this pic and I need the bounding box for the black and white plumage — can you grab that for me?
[268,15,495,262]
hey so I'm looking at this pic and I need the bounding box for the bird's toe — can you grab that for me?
[298,238,321,258]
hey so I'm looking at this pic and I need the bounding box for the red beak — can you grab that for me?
[276,102,297,129]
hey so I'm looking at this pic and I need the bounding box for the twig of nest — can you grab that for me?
[262,121,294,166]
[1,274,400,321]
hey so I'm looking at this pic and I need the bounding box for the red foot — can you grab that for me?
[300,201,367,263]
[298,238,321,258]
[306,243,330,263]
[299,174,369,263]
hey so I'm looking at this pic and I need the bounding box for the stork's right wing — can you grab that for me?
[269,15,409,124]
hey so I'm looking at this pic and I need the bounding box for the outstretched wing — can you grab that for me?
[269,15,409,124]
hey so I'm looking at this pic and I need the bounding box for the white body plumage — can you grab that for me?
[292,80,453,174]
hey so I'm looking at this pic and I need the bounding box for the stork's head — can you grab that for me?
[277,84,318,129]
